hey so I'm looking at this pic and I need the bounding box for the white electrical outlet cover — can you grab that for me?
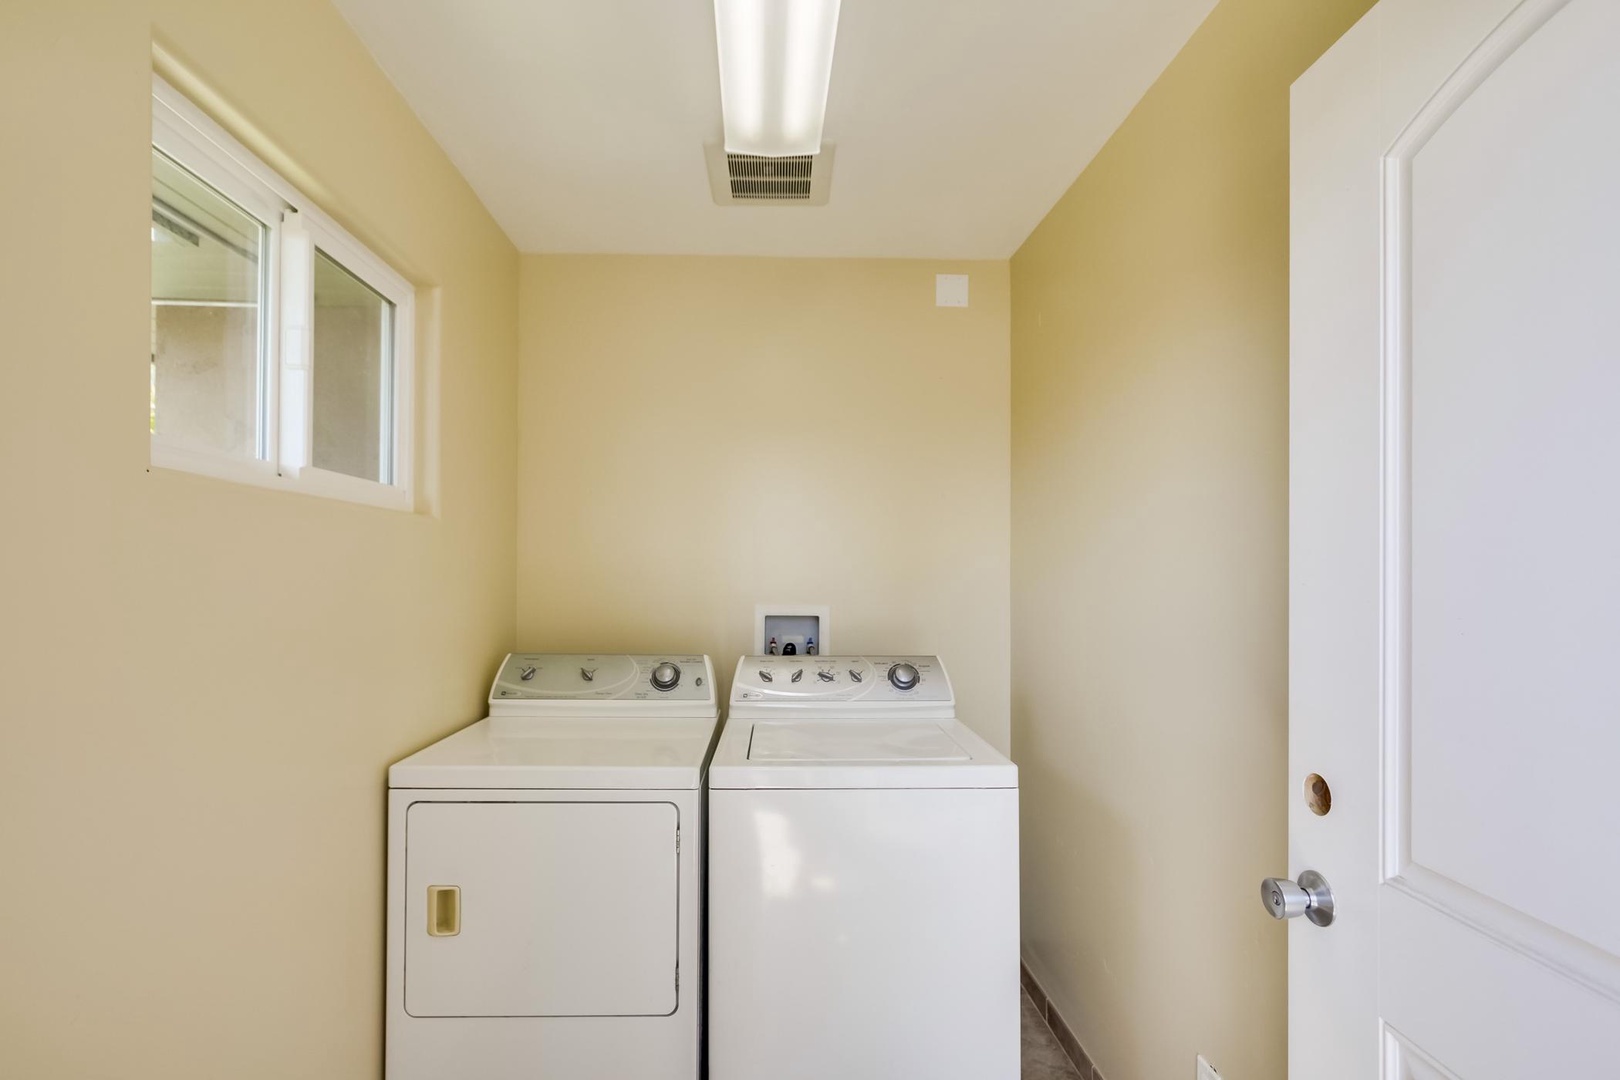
[935,274,969,308]
[1197,1055,1222,1080]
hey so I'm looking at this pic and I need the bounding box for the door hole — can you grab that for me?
[1304,773,1332,816]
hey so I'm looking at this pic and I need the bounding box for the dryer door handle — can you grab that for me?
[426,885,461,937]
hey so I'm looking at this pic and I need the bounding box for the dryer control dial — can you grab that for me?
[888,662,920,691]
[650,662,681,692]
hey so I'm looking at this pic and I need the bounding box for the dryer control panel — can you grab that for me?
[731,655,953,707]
[490,653,715,709]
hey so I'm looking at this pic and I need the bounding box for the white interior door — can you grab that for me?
[1290,0,1620,1075]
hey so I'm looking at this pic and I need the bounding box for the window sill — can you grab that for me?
[149,439,413,513]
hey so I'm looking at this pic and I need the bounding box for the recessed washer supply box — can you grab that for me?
[754,603,830,655]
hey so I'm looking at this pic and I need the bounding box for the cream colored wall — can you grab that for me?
[0,2,517,1078]
[1010,1,1373,1078]
[516,256,1011,750]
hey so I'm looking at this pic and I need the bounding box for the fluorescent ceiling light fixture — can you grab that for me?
[714,0,842,158]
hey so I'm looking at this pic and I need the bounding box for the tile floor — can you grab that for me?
[1021,989,1084,1079]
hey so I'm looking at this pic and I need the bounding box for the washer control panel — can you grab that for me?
[491,653,713,703]
[732,655,952,705]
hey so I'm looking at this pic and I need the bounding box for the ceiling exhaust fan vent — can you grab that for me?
[706,144,834,206]
[729,154,813,199]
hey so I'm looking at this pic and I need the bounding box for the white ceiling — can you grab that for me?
[331,0,1216,259]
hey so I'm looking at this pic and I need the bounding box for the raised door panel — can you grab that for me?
[1405,0,1620,957]
[404,800,678,1017]
[1372,0,1620,1072]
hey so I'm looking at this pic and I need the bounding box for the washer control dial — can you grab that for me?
[888,662,920,691]
[817,670,835,683]
[650,662,681,692]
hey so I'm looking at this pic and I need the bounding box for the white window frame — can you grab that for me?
[150,74,416,512]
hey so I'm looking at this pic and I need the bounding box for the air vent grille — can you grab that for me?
[727,154,814,200]
[706,144,834,206]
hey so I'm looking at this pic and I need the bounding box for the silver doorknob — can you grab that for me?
[1260,869,1335,927]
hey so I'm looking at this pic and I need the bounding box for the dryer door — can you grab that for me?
[404,800,679,1017]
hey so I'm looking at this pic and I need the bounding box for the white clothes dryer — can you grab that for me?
[707,654,1020,1080]
[385,653,718,1080]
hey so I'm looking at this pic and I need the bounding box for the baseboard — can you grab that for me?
[1021,959,1106,1080]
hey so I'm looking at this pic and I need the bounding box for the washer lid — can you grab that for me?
[709,717,1016,790]
[388,716,720,790]
[748,721,971,763]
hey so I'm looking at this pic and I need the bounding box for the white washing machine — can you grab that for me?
[707,654,1020,1080]
[386,653,718,1080]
